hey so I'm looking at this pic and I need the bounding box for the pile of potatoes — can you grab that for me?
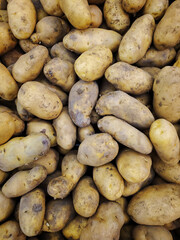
[0,0,180,239]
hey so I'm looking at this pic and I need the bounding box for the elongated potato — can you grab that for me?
[69,80,99,127]
[143,0,169,20]
[89,5,102,28]
[40,0,63,16]
[105,62,153,95]
[74,45,113,82]
[7,0,36,39]
[0,220,22,240]
[127,184,180,225]
[96,91,155,129]
[122,0,146,13]
[118,14,155,64]
[77,133,119,166]
[63,28,122,53]
[0,112,15,145]
[78,125,95,142]
[0,133,50,172]
[0,190,15,222]
[18,81,63,120]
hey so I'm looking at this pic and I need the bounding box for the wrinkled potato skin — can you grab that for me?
[75,45,113,82]
[0,220,21,240]
[19,39,39,53]
[78,125,95,142]
[19,188,45,237]
[0,190,15,222]
[69,80,99,127]
[119,14,155,64]
[63,28,122,53]
[77,133,119,166]
[80,202,125,240]
[40,0,63,16]
[104,0,130,34]
[89,5,102,28]
[7,0,36,39]
[143,0,169,20]
[128,184,180,225]
[0,112,15,145]
[122,0,146,13]
[18,81,63,120]
[73,177,99,217]
[154,1,180,50]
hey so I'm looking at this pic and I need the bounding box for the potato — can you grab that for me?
[78,125,95,142]
[127,184,180,225]
[19,188,45,237]
[0,169,8,185]
[69,80,99,127]
[80,202,125,240]
[41,170,61,193]
[18,81,63,120]
[135,93,151,106]
[0,190,15,222]
[0,0,7,10]
[0,133,50,172]
[0,220,22,240]
[77,133,119,166]
[105,62,153,95]
[32,0,48,21]
[104,0,130,34]
[143,0,169,20]
[96,91,155,129]
[63,28,122,53]
[115,197,129,224]
[7,0,36,39]
[19,39,39,53]
[74,45,113,82]
[53,107,76,151]
[133,225,173,240]
[141,67,161,79]
[43,197,75,232]
[59,0,91,29]
[93,163,124,201]
[122,0,146,13]
[154,1,180,50]
[44,57,76,92]
[0,63,18,101]
[118,14,155,64]
[89,5,102,28]
[1,47,23,67]
[73,177,99,217]
[15,98,34,122]
[12,46,48,83]
[0,112,15,145]
[39,232,65,240]
[40,0,63,16]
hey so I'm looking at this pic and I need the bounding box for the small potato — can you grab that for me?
[80,202,125,240]
[154,1,180,50]
[104,0,130,34]
[12,46,49,83]
[0,112,15,145]
[0,190,15,222]
[122,0,146,13]
[44,57,76,92]
[18,81,63,120]
[0,169,8,185]
[150,119,180,165]
[78,125,95,142]
[116,149,152,183]
[143,0,169,20]
[19,39,39,53]
[15,98,34,121]
[7,0,36,39]
[0,63,18,100]
[77,133,119,167]
[141,67,161,79]
[1,47,23,67]
[27,118,57,147]
[99,78,116,96]
[19,188,45,237]
[0,133,50,172]
[89,5,102,28]
[74,45,113,82]
[63,28,121,53]
[127,184,180,225]
[43,197,75,232]
[123,180,143,197]
[93,163,124,201]
[105,62,153,95]
[118,14,155,64]
[96,91,155,129]
[73,177,99,217]
[40,0,63,16]
[53,107,76,151]
[0,220,22,240]
[69,80,99,127]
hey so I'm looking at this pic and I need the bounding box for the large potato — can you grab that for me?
[143,0,169,20]
[0,112,15,145]
[122,0,146,13]
[118,14,155,64]
[40,0,63,16]
[0,220,22,240]
[0,190,15,222]
[127,184,180,225]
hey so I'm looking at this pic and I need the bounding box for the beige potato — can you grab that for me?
[89,5,102,28]
[118,14,155,64]
[77,133,119,166]
[1,47,23,67]
[0,112,15,145]
[0,10,8,22]
[19,39,39,53]
[0,133,50,172]
[115,197,130,224]
[143,0,169,20]
[0,190,15,222]
[0,220,22,240]
[99,78,116,96]
[96,91,155,129]
[93,163,124,201]
[154,1,180,50]
[104,0,130,34]
[74,45,113,82]
[44,57,76,92]
[69,80,99,127]
[80,202,125,240]
[15,98,34,121]
[7,0,36,39]
[122,0,146,13]
[127,184,180,225]
[40,0,63,16]
[63,28,122,53]
[0,169,8,184]
[41,170,61,194]
[105,62,153,95]
[78,125,95,142]
[19,188,45,237]
[141,67,161,79]
[73,177,99,217]
[18,81,63,120]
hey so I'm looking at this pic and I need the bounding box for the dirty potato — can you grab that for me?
[141,67,161,79]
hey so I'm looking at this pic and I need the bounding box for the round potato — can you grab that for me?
[0,190,15,222]
[89,5,102,28]
[143,0,169,20]
[122,0,146,13]
[40,0,63,16]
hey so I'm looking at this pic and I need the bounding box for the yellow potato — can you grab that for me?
[0,190,15,222]
[122,0,146,13]
[78,125,95,142]
[40,0,63,16]
[89,5,102,28]
[0,220,22,240]
[143,0,169,20]
[19,39,39,53]
[0,112,15,145]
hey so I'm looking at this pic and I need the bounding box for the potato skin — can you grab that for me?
[7,0,36,39]
[0,190,15,222]
[0,112,15,145]
[141,67,161,79]
[89,5,102,28]
[0,220,22,240]
[122,0,146,13]
[40,0,63,16]
[0,169,8,185]
[77,133,119,166]
[19,39,39,53]
[118,14,155,64]
[127,184,180,225]
[78,125,95,142]
[143,0,169,20]
[154,1,180,50]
